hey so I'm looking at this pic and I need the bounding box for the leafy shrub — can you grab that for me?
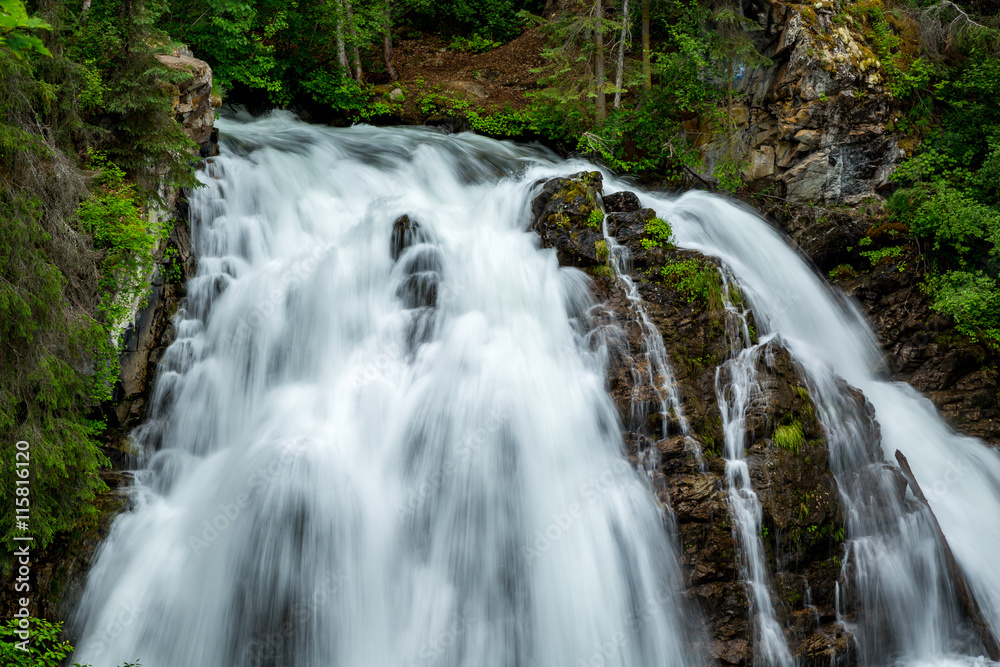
[0,618,141,667]
[930,270,1000,343]
[449,34,500,53]
[642,216,675,249]
[0,618,73,667]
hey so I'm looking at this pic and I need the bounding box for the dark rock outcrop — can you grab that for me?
[834,256,1000,447]
[531,172,857,665]
[530,171,606,267]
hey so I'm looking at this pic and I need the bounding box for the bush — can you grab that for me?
[930,270,1000,343]
[0,618,141,667]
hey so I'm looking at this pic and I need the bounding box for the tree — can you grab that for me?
[595,0,605,119]
[383,0,397,80]
[641,0,650,89]
[0,0,52,58]
[613,0,629,108]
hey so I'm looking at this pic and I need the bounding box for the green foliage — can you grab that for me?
[0,0,198,565]
[660,258,722,308]
[449,33,500,53]
[859,244,904,267]
[587,208,604,230]
[888,39,1000,349]
[930,270,1000,343]
[773,421,805,453]
[828,263,858,280]
[0,618,141,667]
[641,216,674,249]
[300,71,370,114]
[0,0,53,58]
[1,618,73,667]
[711,154,745,193]
[78,151,169,327]
[465,108,533,137]
[858,2,930,100]
[409,0,535,41]
[0,187,111,560]
[595,238,609,263]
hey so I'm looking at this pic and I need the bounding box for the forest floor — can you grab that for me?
[387,27,546,121]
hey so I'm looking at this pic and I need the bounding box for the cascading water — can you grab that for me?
[640,191,1000,666]
[71,113,698,667]
[70,111,1000,667]
[712,282,795,667]
[602,220,690,442]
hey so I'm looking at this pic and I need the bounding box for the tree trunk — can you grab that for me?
[383,2,398,81]
[895,451,1000,661]
[344,0,364,81]
[595,0,606,121]
[335,0,349,72]
[641,0,650,90]
[614,0,629,109]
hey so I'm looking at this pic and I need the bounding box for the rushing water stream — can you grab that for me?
[72,113,1000,667]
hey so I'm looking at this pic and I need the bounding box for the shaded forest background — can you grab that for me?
[5,0,1000,661]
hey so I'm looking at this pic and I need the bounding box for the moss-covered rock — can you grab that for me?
[529,171,606,267]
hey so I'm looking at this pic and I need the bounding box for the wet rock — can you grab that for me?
[603,190,641,213]
[834,256,1000,447]
[530,171,606,267]
[534,173,860,664]
[391,214,429,261]
[606,207,670,269]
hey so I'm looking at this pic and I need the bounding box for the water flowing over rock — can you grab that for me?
[58,117,1000,667]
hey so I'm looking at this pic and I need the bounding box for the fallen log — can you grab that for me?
[895,450,1000,661]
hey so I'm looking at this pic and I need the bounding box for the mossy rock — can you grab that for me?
[530,172,606,267]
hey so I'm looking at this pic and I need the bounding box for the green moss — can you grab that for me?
[660,258,724,309]
[828,263,858,280]
[591,264,614,279]
[595,239,609,263]
[774,421,806,453]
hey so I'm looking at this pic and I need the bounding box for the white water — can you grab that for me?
[71,114,697,667]
[603,221,690,442]
[71,113,1000,667]
[642,191,1000,666]
[712,276,795,667]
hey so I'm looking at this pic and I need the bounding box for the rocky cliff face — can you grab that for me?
[0,52,217,625]
[691,0,903,204]
[531,172,863,665]
[688,0,1000,448]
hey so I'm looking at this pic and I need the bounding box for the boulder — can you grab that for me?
[529,171,606,267]
[156,52,219,156]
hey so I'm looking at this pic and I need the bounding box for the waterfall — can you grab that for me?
[640,191,1000,665]
[602,214,690,450]
[70,111,1000,667]
[712,275,795,667]
[71,113,696,667]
